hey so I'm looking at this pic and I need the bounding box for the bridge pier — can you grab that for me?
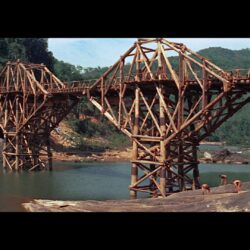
[0,61,81,171]
[47,137,53,171]
[159,84,166,197]
[130,87,139,199]
[166,145,173,193]
[130,163,138,199]
[2,132,7,169]
[15,95,20,171]
[192,142,201,189]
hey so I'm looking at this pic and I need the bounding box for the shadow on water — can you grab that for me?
[1,161,250,211]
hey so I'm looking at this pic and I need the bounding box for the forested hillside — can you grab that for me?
[0,39,250,146]
[0,38,54,70]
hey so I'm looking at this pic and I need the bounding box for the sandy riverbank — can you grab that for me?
[52,148,131,162]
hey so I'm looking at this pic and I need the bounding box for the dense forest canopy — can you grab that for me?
[0,38,250,146]
[0,38,54,70]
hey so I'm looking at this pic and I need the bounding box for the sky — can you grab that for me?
[48,38,250,68]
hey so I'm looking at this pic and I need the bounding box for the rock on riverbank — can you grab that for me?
[200,149,250,164]
[23,182,250,212]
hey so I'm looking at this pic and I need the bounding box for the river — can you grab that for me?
[1,161,250,211]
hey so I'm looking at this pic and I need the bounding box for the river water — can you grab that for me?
[1,161,250,211]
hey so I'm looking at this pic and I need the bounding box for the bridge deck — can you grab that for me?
[1,77,250,96]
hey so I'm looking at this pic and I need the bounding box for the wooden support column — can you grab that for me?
[130,87,139,198]
[3,105,8,169]
[149,125,156,192]
[46,121,53,171]
[19,133,24,168]
[177,54,185,191]
[149,163,156,192]
[3,132,7,169]
[101,77,104,114]
[15,95,20,170]
[166,143,173,192]
[47,136,52,171]
[202,61,213,132]
[135,48,141,81]
[118,59,124,128]
[189,105,201,190]
[192,141,200,189]
[158,41,163,80]
[202,60,208,109]
[33,143,38,169]
[177,141,185,191]
[159,84,166,196]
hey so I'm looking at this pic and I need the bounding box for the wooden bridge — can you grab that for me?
[1,38,250,198]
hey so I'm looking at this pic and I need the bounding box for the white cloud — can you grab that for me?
[48,38,250,68]
[49,38,136,67]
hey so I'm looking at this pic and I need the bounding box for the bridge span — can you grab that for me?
[1,38,250,198]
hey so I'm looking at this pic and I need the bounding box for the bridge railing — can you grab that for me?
[225,69,250,79]
[0,86,20,93]
[47,79,98,92]
[55,68,250,92]
[62,79,97,88]
[1,69,250,94]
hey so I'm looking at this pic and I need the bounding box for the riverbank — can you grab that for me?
[23,181,250,212]
[52,146,250,164]
[50,121,250,164]
[52,148,131,162]
[50,121,131,162]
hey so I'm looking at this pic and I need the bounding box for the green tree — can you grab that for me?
[0,38,54,71]
[22,38,54,70]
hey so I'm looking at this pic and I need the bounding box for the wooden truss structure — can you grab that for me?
[88,38,250,197]
[1,38,250,197]
[0,61,85,171]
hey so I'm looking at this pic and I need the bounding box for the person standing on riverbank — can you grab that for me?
[201,184,210,195]
[219,174,228,185]
[233,180,241,193]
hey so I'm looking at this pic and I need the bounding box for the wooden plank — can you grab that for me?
[132,135,162,141]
